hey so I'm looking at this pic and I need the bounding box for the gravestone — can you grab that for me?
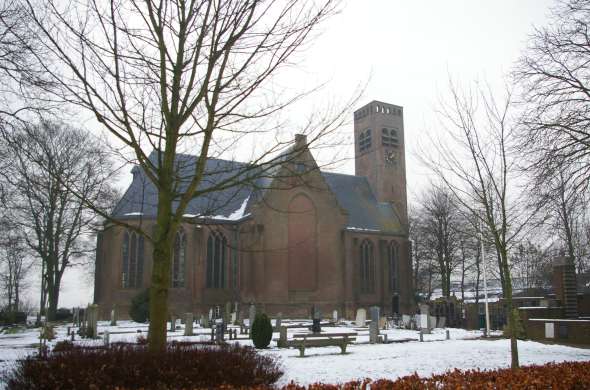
[278,326,288,348]
[437,316,446,328]
[231,312,237,324]
[170,315,177,332]
[248,304,256,328]
[311,305,321,333]
[86,304,98,339]
[402,314,411,328]
[419,314,430,333]
[333,310,338,323]
[355,308,367,327]
[208,308,214,321]
[110,305,117,326]
[275,312,282,331]
[184,313,194,336]
[214,319,225,343]
[201,314,209,328]
[369,306,380,343]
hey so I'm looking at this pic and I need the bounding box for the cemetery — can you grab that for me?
[1,303,590,388]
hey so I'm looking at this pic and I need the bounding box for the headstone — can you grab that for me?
[545,322,555,339]
[214,319,225,343]
[110,305,117,326]
[402,314,411,328]
[104,330,110,346]
[248,304,256,328]
[231,312,237,324]
[333,310,338,323]
[437,316,446,328]
[170,315,176,332]
[233,302,240,324]
[86,304,98,339]
[369,306,380,343]
[379,316,387,330]
[419,314,429,330]
[311,306,322,333]
[201,314,209,328]
[419,329,424,342]
[275,312,282,331]
[208,308,213,321]
[278,326,288,348]
[446,329,450,340]
[355,308,367,327]
[184,313,194,336]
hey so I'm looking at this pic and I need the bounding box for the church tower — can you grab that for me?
[354,100,407,223]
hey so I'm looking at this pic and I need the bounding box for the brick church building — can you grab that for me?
[94,100,414,319]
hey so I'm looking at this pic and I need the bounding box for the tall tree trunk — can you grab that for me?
[148,187,175,351]
[500,246,519,369]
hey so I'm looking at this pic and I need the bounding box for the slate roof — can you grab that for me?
[111,152,404,234]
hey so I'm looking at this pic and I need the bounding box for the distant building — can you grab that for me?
[94,101,413,319]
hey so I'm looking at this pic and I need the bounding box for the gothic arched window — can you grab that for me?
[172,230,186,288]
[206,231,227,288]
[388,241,398,292]
[122,230,144,288]
[360,239,375,293]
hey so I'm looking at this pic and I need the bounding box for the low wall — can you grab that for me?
[525,318,590,345]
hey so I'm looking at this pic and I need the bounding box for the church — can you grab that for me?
[94,100,414,320]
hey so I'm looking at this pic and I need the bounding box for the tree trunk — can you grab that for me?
[46,283,61,321]
[147,187,175,351]
[500,247,519,369]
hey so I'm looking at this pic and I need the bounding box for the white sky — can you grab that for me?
[53,0,554,308]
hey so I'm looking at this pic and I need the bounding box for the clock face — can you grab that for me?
[385,150,397,165]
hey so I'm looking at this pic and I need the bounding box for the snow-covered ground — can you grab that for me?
[0,321,589,386]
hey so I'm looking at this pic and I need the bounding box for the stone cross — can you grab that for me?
[184,313,194,336]
[355,308,366,327]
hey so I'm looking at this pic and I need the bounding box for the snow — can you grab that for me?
[346,227,381,232]
[123,212,143,216]
[1,321,589,387]
[203,196,251,221]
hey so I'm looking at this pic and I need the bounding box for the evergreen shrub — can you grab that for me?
[251,313,273,349]
[129,289,150,323]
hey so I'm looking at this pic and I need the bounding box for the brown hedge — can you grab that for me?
[5,342,282,389]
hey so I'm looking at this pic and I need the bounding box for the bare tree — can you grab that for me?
[421,81,539,369]
[0,120,115,321]
[409,208,436,300]
[414,184,460,298]
[516,0,590,189]
[20,0,347,350]
[0,217,33,312]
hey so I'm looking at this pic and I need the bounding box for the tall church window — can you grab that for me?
[388,241,398,292]
[360,239,375,293]
[172,230,186,288]
[122,230,144,288]
[206,231,227,288]
[359,129,372,153]
[382,128,399,147]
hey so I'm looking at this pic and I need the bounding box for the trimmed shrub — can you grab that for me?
[129,289,150,323]
[6,343,282,389]
[0,311,26,325]
[251,313,273,349]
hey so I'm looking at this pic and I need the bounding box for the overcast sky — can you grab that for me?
[55,0,555,308]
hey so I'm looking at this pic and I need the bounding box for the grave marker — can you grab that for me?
[184,313,194,336]
[355,308,366,327]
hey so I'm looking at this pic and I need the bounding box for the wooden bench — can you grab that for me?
[289,332,357,357]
